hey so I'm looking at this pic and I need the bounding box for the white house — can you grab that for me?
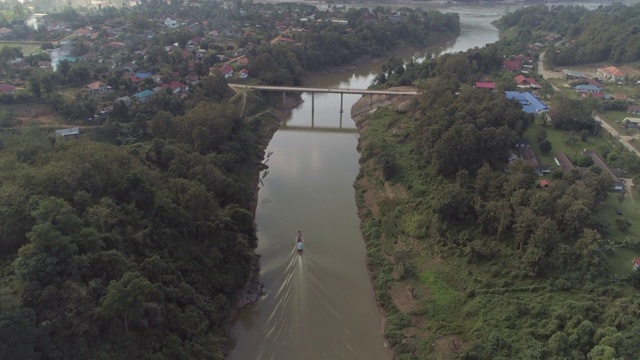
[164,17,178,28]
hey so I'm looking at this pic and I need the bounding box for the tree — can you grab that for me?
[615,218,631,232]
[100,271,162,333]
[538,139,552,154]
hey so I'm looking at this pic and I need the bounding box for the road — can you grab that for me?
[537,52,561,91]
[593,115,640,157]
[538,51,640,158]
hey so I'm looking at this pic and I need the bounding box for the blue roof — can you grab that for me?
[505,91,548,114]
[134,72,152,79]
[573,85,602,92]
[134,89,154,98]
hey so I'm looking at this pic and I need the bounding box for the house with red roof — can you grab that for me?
[239,68,249,79]
[0,83,17,95]
[502,60,522,72]
[220,64,234,78]
[597,66,626,82]
[633,257,640,270]
[514,75,541,89]
[160,81,188,94]
[84,81,110,95]
[185,74,199,86]
[236,57,250,66]
[474,81,495,90]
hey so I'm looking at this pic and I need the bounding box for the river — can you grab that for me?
[225,3,589,360]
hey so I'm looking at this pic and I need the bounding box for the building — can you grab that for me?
[133,89,155,102]
[220,64,234,78]
[55,127,80,137]
[514,75,541,89]
[584,150,624,191]
[474,81,495,90]
[0,83,17,95]
[554,152,575,172]
[0,27,12,38]
[573,85,602,93]
[505,91,548,114]
[502,60,522,71]
[597,66,626,82]
[164,17,178,28]
[634,258,640,270]
[38,61,53,70]
[239,68,249,79]
[84,81,110,95]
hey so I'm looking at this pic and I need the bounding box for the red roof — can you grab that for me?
[0,83,16,93]
[503,60,522,71]
[475,81,495,89]
[219,65,233,75]
[634,257,640,265]
[539,179,550,187]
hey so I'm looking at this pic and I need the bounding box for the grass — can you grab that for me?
[0,41,44,56]
[522,124,610,166]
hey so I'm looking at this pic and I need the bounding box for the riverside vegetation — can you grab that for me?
[357,4,640,359]
[0,2,462,358]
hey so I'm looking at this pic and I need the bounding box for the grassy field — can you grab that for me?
[0,41,44,56]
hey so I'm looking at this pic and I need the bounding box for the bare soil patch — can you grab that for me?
[8,103,65,126]
[433,335,467,360]
[391,282,423,313]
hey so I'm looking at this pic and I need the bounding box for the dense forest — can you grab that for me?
[496,3,640,66]
[357,37,640,360]
[0,88,278,359]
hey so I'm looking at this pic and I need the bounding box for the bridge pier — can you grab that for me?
[282,91,286,106]
[339,93,344,114]
[311,92,315,125]
[369,94,373,109]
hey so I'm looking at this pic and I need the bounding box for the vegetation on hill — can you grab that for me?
[496,3,640,66]
[0,88,278,359]
[356,27,640,360]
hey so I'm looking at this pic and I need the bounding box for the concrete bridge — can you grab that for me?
[229,84,419,120]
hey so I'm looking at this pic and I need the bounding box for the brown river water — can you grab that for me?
[226,3,614,359]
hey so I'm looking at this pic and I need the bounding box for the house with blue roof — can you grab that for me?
[134,72,152,79]
[505,91,548,114]
[133,89,155,103]
[573,84,602,93]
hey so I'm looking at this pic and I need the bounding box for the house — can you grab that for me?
[562,69,588,79]
[597,66,626,82]
[0,83,17,95]
[554,152,575,172]
[220,64,234,78]
[581,92,605,100]
[516,142,546,175]
[0,27,12,38]
[160,81,188,94]
[623,118,640,129]
[539,179,550,188]
[84,81,110,95]
[38,61,53,70]
[502,60,522,72]
[474,81,495,90]
[107,41,125,48]
[514,75,541,89]
[133,89,155,102]
[186,37,201,49]
[505,91,548,114]
[628,105,640,115]
[633,258,640,270]
[573,85,602,93]
[513,55,531,62]
[184,74,199,86]
[584,149,624,191]
[236,57,250,66]
[165,17,178,28]
[239,68,249,79]
[74,27,93,37]
[55,127,80,137]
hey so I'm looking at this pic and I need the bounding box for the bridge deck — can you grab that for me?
[229,84,418,96]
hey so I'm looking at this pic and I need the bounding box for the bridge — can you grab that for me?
[229,84,419,121]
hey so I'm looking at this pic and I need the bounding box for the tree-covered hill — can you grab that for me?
[496,3,640,66]
[356,47,640,359]
[0,92,278,359]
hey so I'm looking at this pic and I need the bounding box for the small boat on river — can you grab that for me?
[296,231,303,254]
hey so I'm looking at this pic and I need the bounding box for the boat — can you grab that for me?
[297,240,303,254]
[296,232,303,254]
